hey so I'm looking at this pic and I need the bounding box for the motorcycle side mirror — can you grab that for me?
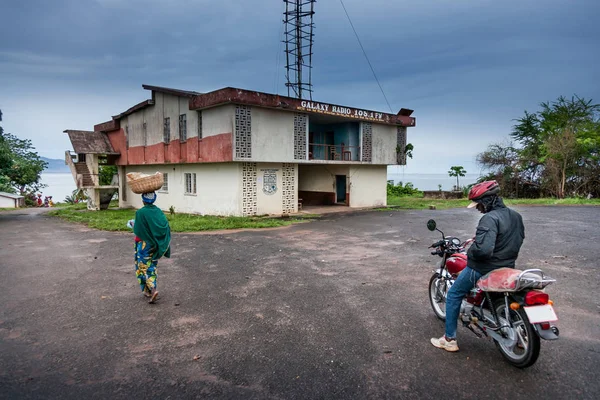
[427,219,437,231]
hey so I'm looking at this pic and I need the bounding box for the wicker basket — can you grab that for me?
[126,172,164,194]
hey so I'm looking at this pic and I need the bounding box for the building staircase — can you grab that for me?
[74,162,95,187]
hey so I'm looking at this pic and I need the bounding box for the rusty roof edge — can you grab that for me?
[94,120,119,133]
[189,87,416,127]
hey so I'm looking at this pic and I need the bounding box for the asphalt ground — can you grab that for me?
[0,205,599,399]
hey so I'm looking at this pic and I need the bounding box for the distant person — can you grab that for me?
[128,191,171,304]
[430,180,525,352]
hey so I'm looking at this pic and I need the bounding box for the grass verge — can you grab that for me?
[383,195,600,210]
[384,196,469,210]
[48,206,317,232]
[504,198,600,206]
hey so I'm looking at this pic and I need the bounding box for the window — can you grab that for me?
[179,114,187,142]
[197,111,203,139]
[158,173,168,192]
[163,117,171,143]
[185,173,197,195]
[125,125,129,148]
[142,122,147,146]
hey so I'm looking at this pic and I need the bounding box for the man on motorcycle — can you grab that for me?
[431,180,525,352]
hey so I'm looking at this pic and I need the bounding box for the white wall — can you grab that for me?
[202,105,235,138]
[244,107,295,162]
[0,196,17,208]
[121,163,241,216]
[85,153,99,177]
[180,96,199,140]
[349,165,387,207]
[253,162,298,215]
[298,165,349,192]
[163,93,180,142]
[371,124,397,165]
[146,92,163,144]
[119,92,203,148]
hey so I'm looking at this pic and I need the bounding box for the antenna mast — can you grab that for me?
[283,0,316,100]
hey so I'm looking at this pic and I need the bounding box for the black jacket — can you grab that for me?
[467,197,525,275]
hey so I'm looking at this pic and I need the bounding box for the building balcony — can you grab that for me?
[308,144,361,162]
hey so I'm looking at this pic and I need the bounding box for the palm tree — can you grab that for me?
[448,166,467,191]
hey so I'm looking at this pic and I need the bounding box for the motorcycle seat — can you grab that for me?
[476,268,522,292]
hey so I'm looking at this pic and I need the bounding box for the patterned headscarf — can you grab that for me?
[141,191,157,204]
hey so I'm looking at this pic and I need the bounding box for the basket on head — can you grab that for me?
[126,172,164,194]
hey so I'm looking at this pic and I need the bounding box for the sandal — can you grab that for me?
[149,290,159,304]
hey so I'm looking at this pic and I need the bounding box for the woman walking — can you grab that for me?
[130,191,171,303]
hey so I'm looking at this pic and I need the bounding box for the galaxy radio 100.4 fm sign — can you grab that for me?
[297,100,385,122]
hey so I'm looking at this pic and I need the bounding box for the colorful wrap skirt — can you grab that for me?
[134,240,157,294]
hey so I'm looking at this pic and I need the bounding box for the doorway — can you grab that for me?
[336,175,347,204]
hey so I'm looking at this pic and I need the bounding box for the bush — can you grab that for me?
[387,181,422,197]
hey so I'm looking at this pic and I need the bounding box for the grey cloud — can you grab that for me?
[0,0,598,173]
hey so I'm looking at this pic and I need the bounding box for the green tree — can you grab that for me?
[0,110,48,194]
[448,166,467,190]
[476,141,530,198]
[99,165,118,186]
[511,95,600,198]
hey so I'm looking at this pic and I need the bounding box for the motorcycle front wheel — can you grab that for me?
[428,273,448,320]
[493,299,541,368]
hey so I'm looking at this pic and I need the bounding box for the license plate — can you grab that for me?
[523,304,558,324]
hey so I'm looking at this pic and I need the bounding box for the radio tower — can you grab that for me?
[283,0,316,100]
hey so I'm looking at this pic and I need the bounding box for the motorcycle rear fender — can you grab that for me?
[508,293,560,340]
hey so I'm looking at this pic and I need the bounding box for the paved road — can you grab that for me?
[0,206,599,399]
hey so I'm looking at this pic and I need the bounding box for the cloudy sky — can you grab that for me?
[1,0,598,174]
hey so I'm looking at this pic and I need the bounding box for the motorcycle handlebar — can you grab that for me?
[430,240,444,248]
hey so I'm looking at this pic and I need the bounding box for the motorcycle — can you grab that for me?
[426,219,559,368]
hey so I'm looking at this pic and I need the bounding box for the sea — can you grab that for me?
[39,171,481,202]
[39,172,78,202]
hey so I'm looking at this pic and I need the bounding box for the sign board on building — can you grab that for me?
[261,168,278,195]
[297,101,385,122]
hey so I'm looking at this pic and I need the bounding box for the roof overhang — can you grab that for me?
[189,87,416,127]
[142,84,202,98]
[0,192,24,199]
[63,130,120,155]
[111,99,154,120]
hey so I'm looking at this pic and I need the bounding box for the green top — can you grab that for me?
[134,204,171,260]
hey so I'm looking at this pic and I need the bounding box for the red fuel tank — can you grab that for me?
[446,253,467,276]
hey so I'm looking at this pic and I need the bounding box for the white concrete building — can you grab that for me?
[0,192,25,208]
[64,85,416,216]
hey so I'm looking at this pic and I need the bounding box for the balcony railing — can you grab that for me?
[308,144,361,161]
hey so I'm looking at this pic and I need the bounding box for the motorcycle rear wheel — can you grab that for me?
[492,299,541,368]
[428,273,448,320]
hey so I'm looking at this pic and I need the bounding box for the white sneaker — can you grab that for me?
[431,336,459,352]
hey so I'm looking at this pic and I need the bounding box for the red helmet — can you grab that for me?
[467,180,500,208]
